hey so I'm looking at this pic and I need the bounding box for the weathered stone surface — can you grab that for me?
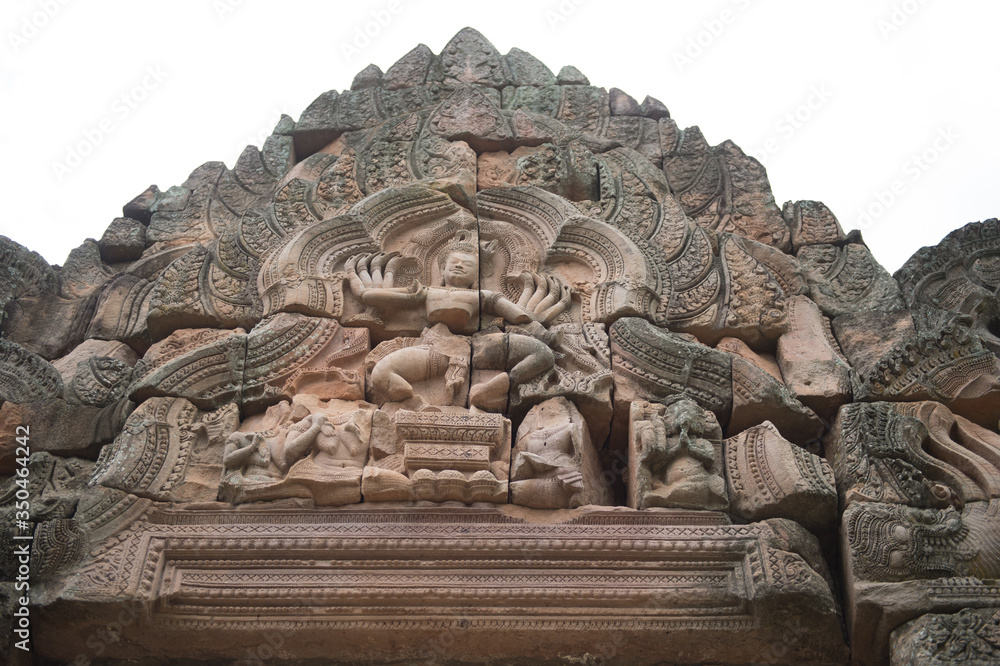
[628,399,728,511]
[640,94,670,119]
[505,47,556,86]
[350,63,383,90]
[7,26,1000,666]
[362,408,511,503]
[85,272,155,352]
[609,87,641,116]
[831,309,916,378]
[612,317,733,424]
[729,353,825,444]
[122,183,159,223]
[827,401,1000,508]
[0,339,63,403]
[662,124,790,251]
[242,312,368,413]
[51,338,137,406]
[890,608,1000,665]
[844,499,1000,583]
[798,241,906,318]
[4,241,112,359]
[776,295,852,418]
[717,335,783,381]
[895,218,1000,345]
[0,235,56,319]
[383,44,434,90]
[97,217,146,263]
[91,397,238,502]
[30,506,846,665]
[862,322,1000,427]
[477,143,599,200]
[510,397,612,508]
[0,398,131,472]
[128,327,247,409]
[366,324,470,409]
[784,199,847,251]
[725,421,837,532]
[437,28,509,88]
[221,397,372,506]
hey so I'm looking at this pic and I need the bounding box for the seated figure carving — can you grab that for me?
[220,405,369,506]
[510,397,611,509]
[628,399,729,511]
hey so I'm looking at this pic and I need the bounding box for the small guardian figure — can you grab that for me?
[628,398,729,511]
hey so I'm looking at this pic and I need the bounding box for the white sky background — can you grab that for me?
[0,0,997,273]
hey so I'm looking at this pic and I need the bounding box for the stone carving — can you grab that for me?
[895,218,1000,348]
[611,317,733,426]
[362,409,510,503]
[662,123,790,250]
[727,347,824,443]
[890,608,1000,665]
[26,506,848,665]
[843,499,1000,583]
[775,295,852,418]
[510,397,612,508]
[472,322,613,446]
[241,312,368,412]
[861,321,1000,427]
[724,421,836,532]
[51,338,138,407]
[365,324,470,408]
[3,239,113,359]
[0,339,63,403]
[97,217,146,263]
[128,327,246,409]
[831,309,916,378]
[346,240,569,336]
[798,241,905,318]
[0,452,150,579]
[220,398,372,505]
[0,236,56,317]
[5,25,1000,666]
[91,397,239,502]
[783,200,847,251]
[827,401,1000,509]
[0,397,131,473]
[628,399,728,511]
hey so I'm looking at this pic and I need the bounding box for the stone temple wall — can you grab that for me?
[1,27,999,665]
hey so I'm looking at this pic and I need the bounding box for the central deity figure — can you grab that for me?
[346,230,571,335]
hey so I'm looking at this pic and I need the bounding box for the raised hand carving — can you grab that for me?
[345,239,571,336]
[510,271,572,326]
[628,399,728,511]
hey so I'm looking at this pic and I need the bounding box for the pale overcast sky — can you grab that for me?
[1,0,997,273]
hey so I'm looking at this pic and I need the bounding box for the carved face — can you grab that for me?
[442,251,478,288]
